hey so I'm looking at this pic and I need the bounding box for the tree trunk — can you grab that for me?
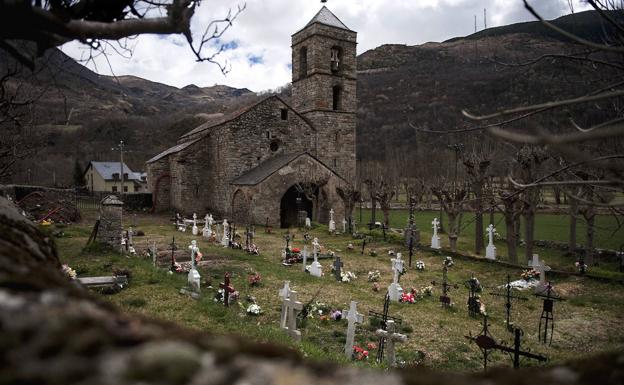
[474,183,484,255]
[381,203,390,227]
[553,187,561,205]
[438,206,445,233]
[505,213,518,264]
[568,197,578,255]
[524,211,535,263]
[448,211,458,252]
[371,197,377,224]
[585,210,596,266]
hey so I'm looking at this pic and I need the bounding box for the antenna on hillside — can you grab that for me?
[474,14,477,33]
[484,8,487,29]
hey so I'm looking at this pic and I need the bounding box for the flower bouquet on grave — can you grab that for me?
[521,269,540,281]
[244,243,260,255]
[369,249,378,257]
[246,303,262,316]
[284,247,302,264]
[330,310,343,321]
[248,272,261,287]
[352,345,370,360]
[214,289,240,304]
[372,282,380,292]
[347,243,355,251]
[400,292,417,304]
[308,301,330,319]
[195,251,203,265]
[420,285,433,296]
[415,260,426,270]
[61,264,77,280]
[367,270,381,282]
[340,271,357,283]
[443,256,454,267]
[467,276,483,292]
[575,261,588,274]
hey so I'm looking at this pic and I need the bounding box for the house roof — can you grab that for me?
[305,6,352,31]
[146,138,200,164]
[231,152,344,186]
[88,162,142,181]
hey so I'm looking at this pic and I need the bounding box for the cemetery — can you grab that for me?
[2,1,624,384]
[47,204,624,371]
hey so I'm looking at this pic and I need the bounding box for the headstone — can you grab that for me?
[202,215,212,238]
[183,240,201,298]
[309,251,323,277]
[431,217,441,249]
[221,219,229,247]
[328,208,336,233]
[343,301,364,358]
[388,254,404,302]
[305,217,312,229]
[278,281,291,327]
[529,254,551,291]
[333,256,344,281]
[192,213,199,235]
[219,272,236,307]
[342,218,347,233]
[375,320,407,367]
[485,224,497,260]
[302,246,308,272]
[312,237,320,257]
[127,226,134,246]
[280,289,303,341]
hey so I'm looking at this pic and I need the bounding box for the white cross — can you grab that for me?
[391,253,404,283]
[529,254,551,287]
[432,217,440,235]
[376,320,407,367]
[302,246,308,272]
[282,290,303,341]
[487,224,495,245]
[188,240,199,269]
[343,301,364,358]
[329,208,334,222]
[278,281,291,328]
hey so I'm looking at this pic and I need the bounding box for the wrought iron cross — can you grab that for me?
[490,275,528,332]
[169,236,176,272]
[433,265,457,307]
[534,282,565,345]
[466,315,547,371]
[284,233,292,250]
[407,195,416,267]
[465,274,481,317]
[369,293,402,362]
[219,272,235,307]
[333,257,343,281]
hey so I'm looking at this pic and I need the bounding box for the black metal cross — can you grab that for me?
[535,282,565,345]
[490,275,528,332]
[284,233,292,251]
[219,272,235,307]
[361,237,367,255]
[333,257,343,281]
[466,315,547,371]
[406,195,416,267]
[618,245,624,272]
[433,265,456,307]
[381,222,387,241]
[369,293,402,362]
[245,225,252,249]
[465,274,482,317]
[169,236,176,272]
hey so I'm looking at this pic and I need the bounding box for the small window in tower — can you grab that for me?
[281,108,288,120]
[266,131,270,139]
[299,47,308,78]
[333,158,337,167]
[332,85,342,111]
[270,140,280,152]
[330,46,342,73]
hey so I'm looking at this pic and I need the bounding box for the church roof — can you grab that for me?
[305,6,352,31]
[231,152,344,186]
[146,138,200,164]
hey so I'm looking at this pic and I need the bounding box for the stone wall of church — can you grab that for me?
[242,155,346,227]
[306,111,356,182]
[146,158,171,212]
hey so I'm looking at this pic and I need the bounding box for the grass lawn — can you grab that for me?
[52,209,624,372]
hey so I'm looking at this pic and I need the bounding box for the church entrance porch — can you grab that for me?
[280,185,313,228]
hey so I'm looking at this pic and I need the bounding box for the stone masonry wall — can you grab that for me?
[146,158,171,212]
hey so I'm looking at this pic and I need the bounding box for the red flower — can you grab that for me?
[367,342,377,350]
[292,247,301,253]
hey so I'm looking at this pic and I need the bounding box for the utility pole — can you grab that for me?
[112,140,126,224]
[484,8,487,29]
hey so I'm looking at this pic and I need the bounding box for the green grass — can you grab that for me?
[54,210,624,372]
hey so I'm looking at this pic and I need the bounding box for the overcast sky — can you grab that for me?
[61,0,590,92]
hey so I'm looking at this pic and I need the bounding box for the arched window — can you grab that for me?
[330,46,342,73]
[299,47,308,78]
[332,85,342,111]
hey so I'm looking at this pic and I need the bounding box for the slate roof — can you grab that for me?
[146,138,200,164]
[231,152,344,186]
[89,162,143,181]
[305,6,352,31]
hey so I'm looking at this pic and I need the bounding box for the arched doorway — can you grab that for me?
[280,185,313,228]
[232,189,249,224]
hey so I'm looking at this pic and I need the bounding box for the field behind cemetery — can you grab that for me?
[52,210,624,371]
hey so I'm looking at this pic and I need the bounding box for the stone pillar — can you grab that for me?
[96,195,123,250]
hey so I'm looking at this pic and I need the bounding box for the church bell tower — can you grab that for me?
[291,6,357,181]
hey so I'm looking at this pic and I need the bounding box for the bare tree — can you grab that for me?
[462,149,492,255]
[336,184,361,233]
[1,0,245,72]
[431,178,468,252]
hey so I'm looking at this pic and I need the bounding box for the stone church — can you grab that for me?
[146,6,357,227]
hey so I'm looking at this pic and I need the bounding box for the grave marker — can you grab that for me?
[375,320,407,367]
[490,275,528,331]
[192,213,199,235]
[431,218,441,249]
[485,224,497,260]
[329,208,336,233]
[535,282,565,345]
[369,293,402,362]
[528,254,551,291]
[333,256,343,281]
[281,289,303,341]
[343,301,364,358]
[219,272,236,307]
